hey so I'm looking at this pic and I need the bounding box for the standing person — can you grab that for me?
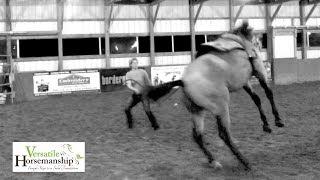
[172,75,176,82]
[153,74,159,86]
[124,58,159,130]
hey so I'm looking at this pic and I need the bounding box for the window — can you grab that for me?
[254,33,267,49]
[63,38,99,56]
[109,37,137,54]
[12,40,17,59]
[138,36,150,53]
[195,35,205,51]
[20,39,58,58]
[102,36,149,54]
[173,35,191,52]
[0,40,6,60]
[296,32,303,48]
[308,32,320,47]
[101,38,106,54]
[155,36,172,53]
[261,33,267,49]
[0,40,16,78]
[0,40,17,60]
[115,0,152,4]
[207,34,220,42]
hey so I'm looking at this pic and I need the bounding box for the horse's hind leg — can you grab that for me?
[183,92,221,168]
[256,74,284,127]
[215,103,251,170]
[192,111,212,162]
[191,111,222,169]
[243,83,272,133]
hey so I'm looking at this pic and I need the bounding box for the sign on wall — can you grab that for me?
[151,66,186,86]
[33,71,100,96]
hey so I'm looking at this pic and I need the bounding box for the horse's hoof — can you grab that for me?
[244,165,251,171]
[263,126,272,133]
[242,162,252,171]
[209,161,223,169]
[153,125,160,130]
[275,121,284,127]
[128,123,133,129]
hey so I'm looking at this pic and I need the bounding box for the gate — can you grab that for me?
[270,26,320,85]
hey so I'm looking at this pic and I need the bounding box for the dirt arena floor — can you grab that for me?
[1,81,320,180]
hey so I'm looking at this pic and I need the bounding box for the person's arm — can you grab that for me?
[142,70,152,86]
[125,73,139,93]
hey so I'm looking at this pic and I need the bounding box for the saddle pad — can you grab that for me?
[201,38,244,52]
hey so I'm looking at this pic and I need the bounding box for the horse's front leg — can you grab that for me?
[254,71,284,128]
[257,78,284,127]
[243,82,272,133]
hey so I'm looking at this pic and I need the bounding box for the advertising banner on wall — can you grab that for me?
[33,71,100,96]
[100,67,150,92]
[151,65,187,86]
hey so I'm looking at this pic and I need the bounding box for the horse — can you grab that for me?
[145,22,284,170]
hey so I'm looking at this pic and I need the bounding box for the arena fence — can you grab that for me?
[271,26,320,85]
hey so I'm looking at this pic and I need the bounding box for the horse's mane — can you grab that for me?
[195,21,254,58]
[232,20,253,41]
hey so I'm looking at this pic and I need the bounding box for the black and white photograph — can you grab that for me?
[1,0,320,179]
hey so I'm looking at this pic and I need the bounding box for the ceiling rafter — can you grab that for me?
[305,2,319,21]
[106,0,165,5]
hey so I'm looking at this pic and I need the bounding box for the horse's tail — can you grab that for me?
[147,80,184,102]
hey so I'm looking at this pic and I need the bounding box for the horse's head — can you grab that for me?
[233,20,254,42]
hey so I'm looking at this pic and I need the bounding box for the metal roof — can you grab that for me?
[106,0,319,5]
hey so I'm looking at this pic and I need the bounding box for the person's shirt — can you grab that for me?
[126,69,151,94]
